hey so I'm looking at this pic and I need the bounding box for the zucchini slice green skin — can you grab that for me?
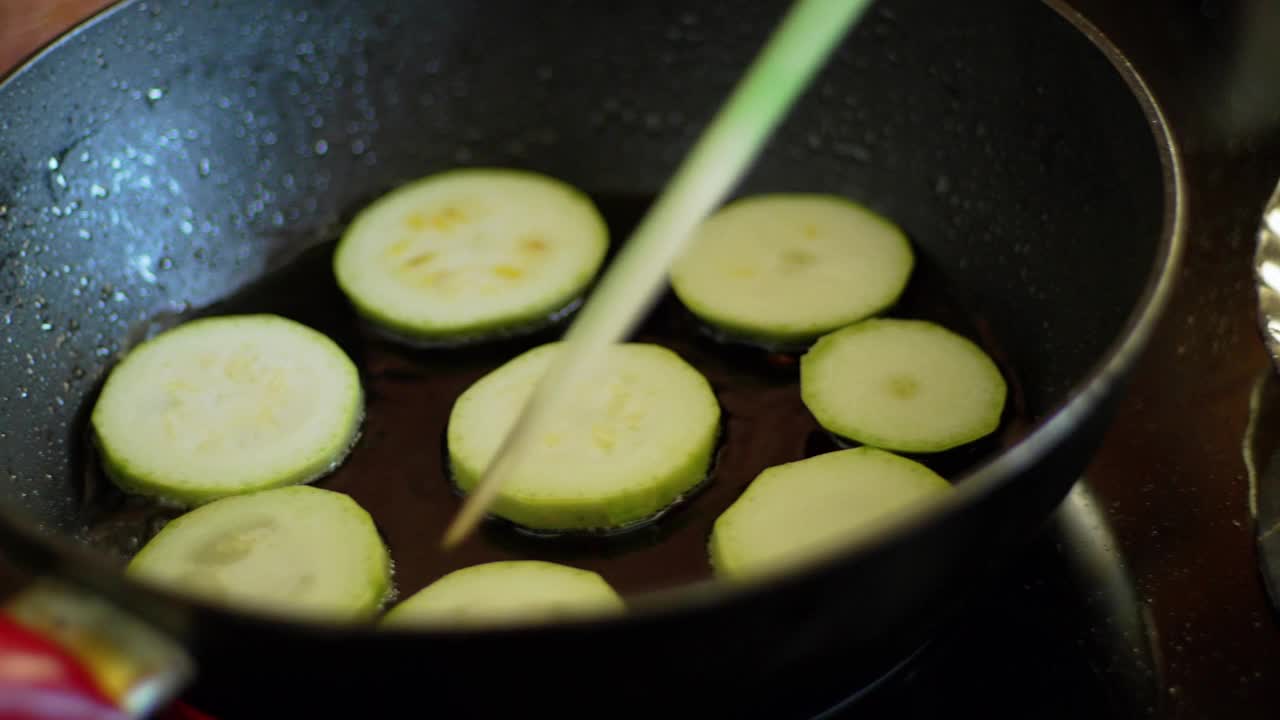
[447,342,722,533]
[90,313,364,507]
[709,447,951,580]
[127,485,392,622]
[380,560,624,628]
[332,167,610,346]
[669,193,915,348]
[800,318,1007,454]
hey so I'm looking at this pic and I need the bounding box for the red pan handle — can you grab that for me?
[0,576,203,720]
[0,614,212,720]
[0,612,125,720]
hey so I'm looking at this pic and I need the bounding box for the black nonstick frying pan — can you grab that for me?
[0,0,1183,717]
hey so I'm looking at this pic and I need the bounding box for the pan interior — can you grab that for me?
[0,0,1164,610]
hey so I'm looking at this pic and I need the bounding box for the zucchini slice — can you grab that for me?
[447,342,721,532]
[381,561,624,628]
[332,167,609,345]
[127,485,392,621]
[800,318,1007,453]
[710,447,951,580]
[669,194,914,348]
[90,314,364,507]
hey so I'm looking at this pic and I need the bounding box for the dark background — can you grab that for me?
[1,1,1279,718]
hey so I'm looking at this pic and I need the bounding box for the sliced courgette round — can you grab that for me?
[669,194,914,348]
[447,342,721,532]
[381,561,624,628]
[709,447,951,580]
[127,485,392,621]
[800,318,1007,453]
[90,314,364,507]
[333,167,609,345]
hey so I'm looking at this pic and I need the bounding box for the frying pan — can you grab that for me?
[0,0,1183,717]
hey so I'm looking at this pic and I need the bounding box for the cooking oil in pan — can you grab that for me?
[74,193,1029,600]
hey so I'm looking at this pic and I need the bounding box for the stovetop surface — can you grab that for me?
[2,1,1280,718]
[758,484,1163,720]
[1061,1,1280,717]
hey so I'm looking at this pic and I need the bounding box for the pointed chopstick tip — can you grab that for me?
[440,508,479,550]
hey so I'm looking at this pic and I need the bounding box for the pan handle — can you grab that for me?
[0,575,201,719]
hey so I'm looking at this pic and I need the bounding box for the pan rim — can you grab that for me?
[0,0,1186,640]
